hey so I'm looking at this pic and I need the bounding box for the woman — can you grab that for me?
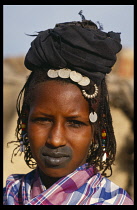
[3,14,133,205]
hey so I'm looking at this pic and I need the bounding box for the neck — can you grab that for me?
[38,168,61,189]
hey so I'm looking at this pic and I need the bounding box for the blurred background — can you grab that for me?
[3,5,134,200]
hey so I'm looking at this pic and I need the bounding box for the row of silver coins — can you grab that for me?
[47,68,90,86]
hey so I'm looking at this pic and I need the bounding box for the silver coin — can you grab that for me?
[70,71,82,82]
[78,76,90,86]
[47,69,58,78]
[58,68,71,78]
[89,112,97,123]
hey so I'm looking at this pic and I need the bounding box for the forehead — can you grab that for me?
[29,80,90,114]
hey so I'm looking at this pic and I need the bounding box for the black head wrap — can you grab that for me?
[24,19,122,85]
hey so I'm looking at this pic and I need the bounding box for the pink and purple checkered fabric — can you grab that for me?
[3,164,133,205]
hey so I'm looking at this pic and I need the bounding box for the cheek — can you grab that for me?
[69,128,92,160]
[27,123,48,152]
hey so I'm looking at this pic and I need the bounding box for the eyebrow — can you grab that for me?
[30,112,53,117]
[66,116,82,119]
[30,112,84,119]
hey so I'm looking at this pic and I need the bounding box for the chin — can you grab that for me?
[40,166,73,178]
[38,160,86,178]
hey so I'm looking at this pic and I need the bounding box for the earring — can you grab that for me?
[20,133,28,152]
[101,129,108,162]
[20,141,25,152]
[20,111,28,152]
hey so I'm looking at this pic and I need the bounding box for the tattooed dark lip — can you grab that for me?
[40,146,72,167]
[42,151,70,158]
[42,155,70,167]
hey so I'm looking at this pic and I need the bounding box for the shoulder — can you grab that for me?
[94,175,134,205]
[4,169,36,187]
[3,170,36,205]
[3,173,25,205]
[4,173,26,193]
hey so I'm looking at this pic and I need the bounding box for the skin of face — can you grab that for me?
[27,80,94,181]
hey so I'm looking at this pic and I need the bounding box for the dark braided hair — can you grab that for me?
[8,69,116,177]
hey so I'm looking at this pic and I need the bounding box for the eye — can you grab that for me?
[30,117,53,125]
[67,120,86,128]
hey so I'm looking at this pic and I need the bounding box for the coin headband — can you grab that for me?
[47,68,98,99]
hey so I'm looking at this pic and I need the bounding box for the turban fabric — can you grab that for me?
[24,20,122,85]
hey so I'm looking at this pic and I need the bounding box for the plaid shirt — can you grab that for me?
[3,163,133,205]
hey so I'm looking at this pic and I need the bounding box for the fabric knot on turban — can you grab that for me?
[24,20,122,85]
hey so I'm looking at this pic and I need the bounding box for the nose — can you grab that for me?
[46,122,67,148]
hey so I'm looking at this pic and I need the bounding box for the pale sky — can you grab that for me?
[3,5,134,58]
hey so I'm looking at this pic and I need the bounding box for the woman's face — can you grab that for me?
[27,80,93,178]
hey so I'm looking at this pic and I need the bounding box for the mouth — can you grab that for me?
[42,155,70,167]
[41,150,72,168]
